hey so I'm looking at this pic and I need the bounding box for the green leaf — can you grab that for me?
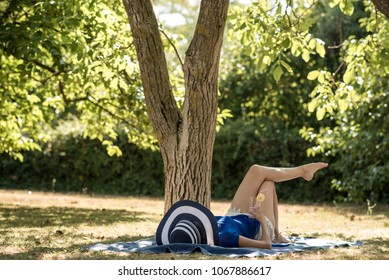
[326,105,334,115]
[273,65,284,83]
[356,44,365,55]
[262,55,271,65]
[102,140,112,146]
[14,153,24,162]
[220,109,233,119]
[282,37,291,49]
[107,145,123,157]
[316,107,326,121]
[307,70,320,80]
[338,99,349,112]
[28,94,41,103]
[308,99,318,112]
[239,22,247,30]
[291,40,302,57]
[259,59,267,71]
[77,51,83,61]
[125,64,134,76]
[302,49,310,62]
[110,77,118,88]
[318,72,326,83]
[308,39,316,50]
[280,60,293,73]
[316,41,326,57]
[307,148,314,157]
[339,0,354,16]
[343,66,355,84]
[329,0,341,8]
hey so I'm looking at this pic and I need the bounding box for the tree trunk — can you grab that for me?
[123,0,229,212]
[372,0,389,19]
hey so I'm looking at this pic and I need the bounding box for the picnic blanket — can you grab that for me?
[85,237,363,258]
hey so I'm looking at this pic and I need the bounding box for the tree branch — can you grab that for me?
[371,0,389,19]
[87,96,128,124]
[183,0,229,105]
[332,61,345,78]
[180,0,229,150]
[29,59,66,85]
[285,0,318,31]
[31,60,61,74]
[159,28,184,71]
[57,81,143,132]
[122,0,181,145]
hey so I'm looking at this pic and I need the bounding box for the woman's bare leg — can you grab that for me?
[254,181,289,243]
[228,163,327,243]
[272,185,290,243]
[256,181,276,226]
[228,162,328,214]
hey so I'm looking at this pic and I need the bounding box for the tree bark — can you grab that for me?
[123,0,229,212]
[372,0,389,19]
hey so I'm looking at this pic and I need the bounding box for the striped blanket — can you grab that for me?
[86,237,362,258]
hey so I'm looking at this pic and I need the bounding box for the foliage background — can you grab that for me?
[0,0,388,204]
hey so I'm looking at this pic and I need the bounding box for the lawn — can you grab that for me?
[0,189,388,260]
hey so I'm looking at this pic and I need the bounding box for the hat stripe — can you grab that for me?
[170,223,197,243]
[171,220,200,244]
[182,220,201,243]
[161,205,215,245]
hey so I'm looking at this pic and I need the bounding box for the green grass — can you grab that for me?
[0,189,388,260]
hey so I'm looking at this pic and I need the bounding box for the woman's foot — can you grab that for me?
[301,162,328,181]
[273,234,290,243]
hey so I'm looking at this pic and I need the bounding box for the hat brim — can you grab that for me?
[156,200,220,246]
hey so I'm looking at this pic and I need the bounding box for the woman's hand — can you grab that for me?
[248,205,272,246]
[248,205,266,222]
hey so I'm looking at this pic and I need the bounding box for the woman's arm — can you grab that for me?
[238,207,272,249]
[238,235,272,249]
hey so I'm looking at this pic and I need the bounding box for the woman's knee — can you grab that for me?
[249,164,264,175]
[260,180,275,191]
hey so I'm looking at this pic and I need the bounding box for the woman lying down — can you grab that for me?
[156,162,328,248]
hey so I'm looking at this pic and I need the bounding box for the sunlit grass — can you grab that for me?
[0,189,388,260]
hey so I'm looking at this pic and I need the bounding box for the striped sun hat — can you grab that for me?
[156,200,220,246]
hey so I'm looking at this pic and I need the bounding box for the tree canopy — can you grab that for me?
[1,0,152,162]
[1,0,388,204]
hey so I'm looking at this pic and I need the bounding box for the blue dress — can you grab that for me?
[215,214,260,247]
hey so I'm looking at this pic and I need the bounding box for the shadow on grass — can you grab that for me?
[0,234,152,260]
[0,233,222,260]
[0,204,161,260]
[0,205,146,228]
